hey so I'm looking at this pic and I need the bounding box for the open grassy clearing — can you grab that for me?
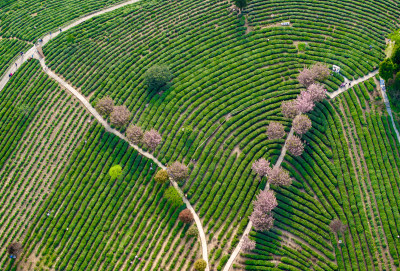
[0,60,91,269]
[37,0,399,268]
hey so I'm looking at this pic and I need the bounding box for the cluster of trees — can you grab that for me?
[252,158,292,186]
[96,97,163,152]
[379,43,400,82]
[160,162,189,206]
[247,63,329,238]
[95,96,131,127]
[249,190,277,231]
[380,33,400,108]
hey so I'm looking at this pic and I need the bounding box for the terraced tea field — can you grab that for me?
[1,0,400,270]
[0,61,91,269]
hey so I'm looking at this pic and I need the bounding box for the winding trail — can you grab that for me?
[38,58,210,269]
[327,70,379,99]
[223,69,387,270]
[0,0,141,93]
[0,2,398,270]
[0,1,210,270]
[222,127,294,271]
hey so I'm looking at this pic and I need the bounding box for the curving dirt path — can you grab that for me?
[0,1,210,270]
[223,127,294,271]
[0,0,141,93]
[328,70,379,99]
[38,58,210,270]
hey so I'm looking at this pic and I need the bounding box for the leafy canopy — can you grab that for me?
[109,165,122,179]
[164,186,183,207]
[144,65,172,90]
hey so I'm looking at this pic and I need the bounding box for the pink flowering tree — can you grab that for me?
[293,114,312,136]
[242,235,256,252]
[253,190,278,213]
[268,167,293,186]
[311,63,330,81]
[286,135,305,156]
[167,161,189,182]
[110,105,131,127]
[143,129,162,151]
[296,91,315,113]
[95,96,114,116]
[252,158,271,180]
[297,68,316,87]
[126,125,144,144]
[266,121,285,140]
[307,83,326,103]
[281,100,299,119]
[250,208,274,232]
[250,186,278,232]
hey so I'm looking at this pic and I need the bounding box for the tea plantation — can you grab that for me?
[1,0,400,270]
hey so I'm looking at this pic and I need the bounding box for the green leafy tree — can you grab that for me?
[379,58,394,81]
[391,45,400,72]
[154,169,169,184]
[109,165,122,179]
[234,0,248,11]
[164,187,183,207]
[187,224,198,237]
[194,259,207,271]
[144,65,172,90]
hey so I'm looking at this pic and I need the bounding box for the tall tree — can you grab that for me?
[311,62,330,81]
[126,125,143,144]
[286,135,304,156]
[95,96,114,116]
[167,162,189,182]
[194,259,207,271]
[296,91,315,113]
[297,67,316,87]
[251,158,271,180]
[178,209,194,224]
[379,58,394,81]
[249,209,274,231]
[110,105,131,127]
[292,114,312,136]
[143,129,162,151]
[242,235,256,252]
[144,65,172,90]
[234,0,248,11]
[307,83,326,103]
[266,121,285,140]
[154,169,169,184]
[109,165,122,179]
[281,100,299,119]
[164,187,183,207]
[268,167,292,186]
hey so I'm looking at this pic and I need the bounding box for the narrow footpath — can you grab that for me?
[0,0,209,269]
[328,70,379,99]
[222,127,294,271]
[38,58,210,270]
[0,0,141,93]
